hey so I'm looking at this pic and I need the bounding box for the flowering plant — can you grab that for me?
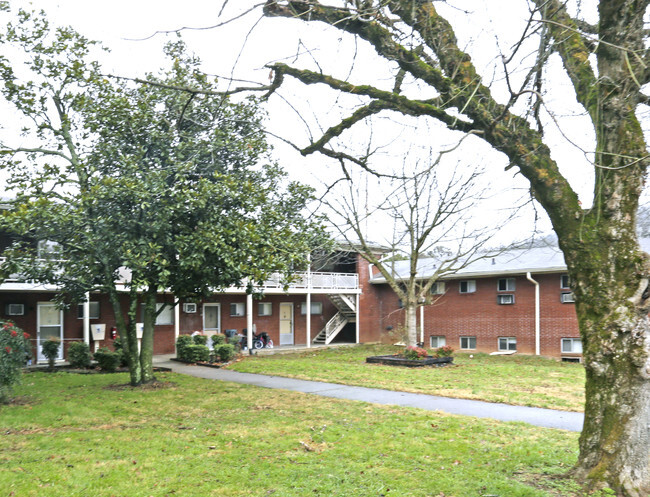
[433,345,454,358]
[0,321,32,403]
[403,346,428,360]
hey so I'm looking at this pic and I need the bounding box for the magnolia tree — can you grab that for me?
[207,0,650,493]
[0,10,327,386]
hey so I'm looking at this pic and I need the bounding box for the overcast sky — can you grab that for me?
[3,1,613,247]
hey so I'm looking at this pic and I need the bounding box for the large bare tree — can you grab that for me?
[328,159,498,347]
[255,0,650,494]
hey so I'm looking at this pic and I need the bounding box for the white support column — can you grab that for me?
[174,299,180,355]
[355,293,360,344]
[83,292,90,347]
[246,293,253,350]
[306,293,311,348]
[306,253,311,348]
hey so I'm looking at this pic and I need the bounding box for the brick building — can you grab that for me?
[0,240,609,362]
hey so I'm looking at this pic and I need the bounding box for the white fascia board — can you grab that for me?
[369,266,568,284]
[0,282,60,292]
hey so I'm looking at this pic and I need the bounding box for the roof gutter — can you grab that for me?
[526,272,540,355]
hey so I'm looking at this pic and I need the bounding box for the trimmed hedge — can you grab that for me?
[67,341,91,368]
[215,343,236,362]
[180,344,209,363]
[94,347,120,372]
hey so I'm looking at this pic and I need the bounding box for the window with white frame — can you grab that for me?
[498,337,517,351]
[258,302,272,316]
[140,303,174,325]
[460,336,476,349]
[230,303,245,317]
[561,274,570,289]
[431,281,446,295]
[77,302,100,320]
[497,294,515,305]
[497,277,515,292]
[562,337,582,353]
[300,302,323,315]
[561,292,575,303]
[459,280,476,294]
[430,335,446,348]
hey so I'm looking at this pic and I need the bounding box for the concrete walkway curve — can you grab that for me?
[154,356,584,432]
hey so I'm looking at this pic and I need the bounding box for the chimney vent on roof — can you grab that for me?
[492,258,495,265]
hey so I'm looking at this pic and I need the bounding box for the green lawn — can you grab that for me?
[227,345,586,412]
[0,371,588,496]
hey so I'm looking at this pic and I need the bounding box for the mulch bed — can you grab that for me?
[366,355,454,367]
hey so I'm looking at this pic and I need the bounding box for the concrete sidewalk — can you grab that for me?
[154,356,584,432]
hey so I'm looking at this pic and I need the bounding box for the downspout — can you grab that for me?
[419,303,424,346]
[526,272,540,355]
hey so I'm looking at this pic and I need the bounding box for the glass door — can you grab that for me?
[202,303,221,338]
[37,302,63,362]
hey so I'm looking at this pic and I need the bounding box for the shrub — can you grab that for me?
[112,337,129,367]
[227,333,242,347]
[216,343,236,362]
[67,341,91,369]
[0,321,31,403]
[94,347,120,372]
[403,346,428,360]
[180,344,209,363]
[211,334,226,347]
[42,338,61,370]
[192,334,208,346]
[434,345,454,358]
[175,335,193,359]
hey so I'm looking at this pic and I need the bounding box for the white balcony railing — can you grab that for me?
[261,271,359,290]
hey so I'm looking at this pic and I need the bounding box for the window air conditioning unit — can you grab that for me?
[561,292,575,303]
[6,303,24,316]
[497,294,515,305]
[183,303,197,313]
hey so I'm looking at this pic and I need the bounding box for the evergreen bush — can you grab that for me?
[216,343,236,362]
[192,334,208,346]
[211,334,226,348]
[94,347,120,372]
[67,341,91,368]
[42,338,61,370]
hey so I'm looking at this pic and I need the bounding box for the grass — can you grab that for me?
[227,344,586,412]
[0,371,586,496]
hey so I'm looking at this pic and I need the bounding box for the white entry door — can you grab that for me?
[37,302,63,362]
[203,304,221,337]
[279,303,294,346]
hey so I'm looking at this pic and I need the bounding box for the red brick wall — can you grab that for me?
[176,294,338,347]
[358,272,581,358]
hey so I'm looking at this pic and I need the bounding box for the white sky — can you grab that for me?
[3,0,612,247]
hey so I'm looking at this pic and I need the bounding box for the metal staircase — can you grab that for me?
[313,294,357,345]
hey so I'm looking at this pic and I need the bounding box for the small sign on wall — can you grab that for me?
[136,323,144,339]
[91,324,106,341]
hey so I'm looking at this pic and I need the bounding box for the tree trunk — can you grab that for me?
[140,288,157,384]
[107,287,142,386]
[404,301,418,347]
[562,234,650,496]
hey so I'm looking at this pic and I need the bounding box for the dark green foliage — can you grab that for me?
[211,334,226,348]
[216,343,236,362]
[41,339,61,370]
[112,338,128,367]
[93,347,120,372]
[179,344,209,363]
[67,341,91,368]
[175,335,193,360]
[192,334,208,346]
